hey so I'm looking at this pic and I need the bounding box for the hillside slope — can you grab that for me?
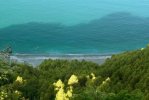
[98,45,149,93]
[0,45,149,99]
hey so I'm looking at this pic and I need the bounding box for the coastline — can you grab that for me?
[10,54,112,66]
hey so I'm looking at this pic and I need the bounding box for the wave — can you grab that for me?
[10,53,112,66]
[11,54,111,60]
[13,52,115,56]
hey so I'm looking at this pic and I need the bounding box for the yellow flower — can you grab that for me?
[102,81,106,85]
[86,75,90,79]
[105,77,110,82]
[101,77,110,85]
[91,73,96,80]
[66,86,73,98]
[141,48,144,51]
[99,77,111,91]
[0,97,4,100]
[54,76,75,100]
[69,86,73,92]
[53,79,65,90]
[15,76,23,83]
[0,90,8,99]
[66,90,72,98]
[55,88,68,100]
[15,90,21,95]
[91,73,95,77]
[68,75,78,85]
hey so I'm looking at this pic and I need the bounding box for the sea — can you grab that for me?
[0,0,149,28]
[1,0,149,66]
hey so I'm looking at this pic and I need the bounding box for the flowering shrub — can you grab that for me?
[16,76,23,83]
[0,72,10,86]
[98,77,111,92]
[15,76,26,84]
[68,75,78,85]
[0,88,23,100]
[53,79,65,91]
[1,45,149,100]
[54,75,79,100]
[141,48,144,51]
[91,73,96,81]
[0,90,7,100]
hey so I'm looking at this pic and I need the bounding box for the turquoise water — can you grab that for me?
[0,0,149,28]
[0,13,149,54]
[0,0,149,54]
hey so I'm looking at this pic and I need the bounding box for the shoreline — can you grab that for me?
[10,54,112,66]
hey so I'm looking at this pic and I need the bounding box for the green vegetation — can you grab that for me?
[0,45,149,100]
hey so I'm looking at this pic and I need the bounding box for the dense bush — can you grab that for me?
[0,45,149,100]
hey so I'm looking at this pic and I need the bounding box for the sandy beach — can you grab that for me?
[10,54,111,66]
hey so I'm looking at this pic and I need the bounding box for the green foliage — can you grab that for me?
[0,45,149,99]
